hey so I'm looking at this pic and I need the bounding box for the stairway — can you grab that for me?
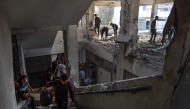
[29,88,78,109]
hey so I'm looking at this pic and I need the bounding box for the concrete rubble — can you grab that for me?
[132,33,167,72]
[89,35,120,56]
[114,34,133,43]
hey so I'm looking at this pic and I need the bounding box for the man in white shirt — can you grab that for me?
[54,64,66,78]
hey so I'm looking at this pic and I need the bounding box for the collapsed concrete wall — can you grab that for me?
[76,0,190,108]
[75,75,173,109]
[96,66,111,83]
[162,1,190,108]
[0,6,19,109]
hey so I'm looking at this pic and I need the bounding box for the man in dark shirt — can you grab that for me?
[110,23,118,36]
[91,66,96,84]
[94,14,101,36]
[18,75,36,109]
[100,27,109,40]
[150,16,159,43]
[45,74,75,109]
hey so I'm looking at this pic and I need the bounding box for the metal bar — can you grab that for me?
[75,86,150,95]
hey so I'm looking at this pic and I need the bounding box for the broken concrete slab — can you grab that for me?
[114,34,133,43]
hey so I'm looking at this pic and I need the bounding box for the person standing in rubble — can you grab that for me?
[100,27,109,40]
[110,23,118,36]
[150,16,159,43]
[94,14,101,36]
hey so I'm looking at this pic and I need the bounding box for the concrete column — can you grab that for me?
[150,3,158,28]
[63,31,70,76]
[119,0,139,47]
[67,25,79,83]
[86,10,89,39]
[89,1,95,36]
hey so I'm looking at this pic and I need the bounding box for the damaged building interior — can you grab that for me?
[0,0,190,109]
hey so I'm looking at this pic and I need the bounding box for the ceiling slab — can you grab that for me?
[0,0,93,28]
[17,31,57,50]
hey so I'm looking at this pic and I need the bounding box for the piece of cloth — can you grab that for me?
[101,27,108,38]
[56,98,68,109]
[79,70,85,80]
[57,64,66,78]
[46,80,74,102]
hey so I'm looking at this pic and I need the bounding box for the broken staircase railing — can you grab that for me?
[75,86,150,95]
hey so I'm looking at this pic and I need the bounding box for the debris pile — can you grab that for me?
[90,36,120,56]
[133,33,167,72]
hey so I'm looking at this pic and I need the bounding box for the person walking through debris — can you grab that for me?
[18,75,37,109]
[150,16,159,43]
[100,27,108,40]
[94,14,101,36]
[110,23,118,36]
[44,74,75,109]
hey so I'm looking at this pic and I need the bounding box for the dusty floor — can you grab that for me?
[89,33,167,72]
[89,33,120,56]
[135,33,167,72]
